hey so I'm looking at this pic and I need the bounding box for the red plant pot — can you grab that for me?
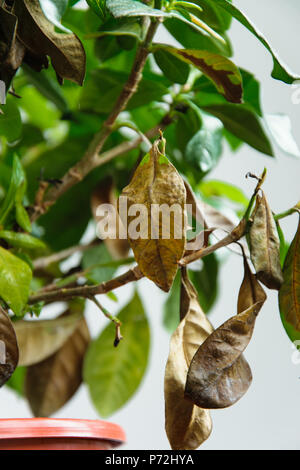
[0,418,126,450]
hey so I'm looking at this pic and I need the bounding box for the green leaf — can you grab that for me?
[87,0,109,21]
[175,105,202,153]
[107,0,171,19]
[195,0,232,32]
[202,104,274,156]
[84,291,150,417]
[0,155,25,227]
[154,48,189,85]
[0,247,32,316]
[185,112,223,177]
[158,45,242,103]
[163,270,181,332]
[38,0,70,32]
[265,114,300,158]
[0,231,47,252]
[89,17,142,40]
[205,0,300,84]
[198,180,249,209]
[5,366,26,397]
[173,1,203,17]
[0,100,22,142]
[82,244,116,284]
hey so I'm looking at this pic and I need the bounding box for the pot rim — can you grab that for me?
[0,418,126,443]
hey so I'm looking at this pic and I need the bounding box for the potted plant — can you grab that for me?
[0,0,299,451]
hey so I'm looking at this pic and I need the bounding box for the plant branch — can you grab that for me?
[30,19,161,222]
[29,265,144,304]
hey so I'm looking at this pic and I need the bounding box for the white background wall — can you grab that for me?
[1,0,300,450]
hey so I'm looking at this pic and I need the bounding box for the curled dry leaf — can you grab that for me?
[25,316,90,417]
[249,191,283,290]
[13,0,86,85]
[119,137,186,292]
[0,306,19,387]
[91,177,130,259]
[279,214,300,337]
[15,310,82,367]
[164,268,213,450]
[185,254,266,409]
[0,6,25,90]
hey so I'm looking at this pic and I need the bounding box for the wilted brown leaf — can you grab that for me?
[0,6,25,90]
[249,191,283,290]
[119,137,186,292]
[91,177,130,259]
[15,310,82,367]
[164,268,213,450]
[185,255,266,409]
[279,214,300,331]
[13,0,86,85]
[0,306,19,387]
[25,316,90,417]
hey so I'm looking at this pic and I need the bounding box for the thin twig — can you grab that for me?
[30,19,161,222]
[89,296,123,347]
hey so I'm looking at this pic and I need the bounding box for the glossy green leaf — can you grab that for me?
[84,291,150,417]
[0,247,32,316]
[0,100,22,142]
[159,46,242,103]
[154,49,189,85]
[107,0,170,19]
[185,113,223,177]
[205,0,300,84]
[199,180,249,209]
[195,0,232,32]
[87,0,109,21]
[0,231,47,252]
[265,114,300,158]
[88,18,142,41]
[202,104,274,156]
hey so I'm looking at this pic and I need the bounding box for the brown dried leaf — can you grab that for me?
[164,268,213,450]
[0,6,25,90]
[15,310,82,367]
[91,177,130,259]
[119,138,186,292]
[0,306,19,387]
[249,191,283,290]
[185,257,266,409]
[13,0,86,85]
[279,215,300,335]
[25,316,90,417]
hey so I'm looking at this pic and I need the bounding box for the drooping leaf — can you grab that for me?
[156,45,242,103]
[91,178,130,259]
[15,310,83,366]
[249,192,283,290]
[0,247,32,316]
[119,138,186,292]
[185,258,266,409]
[185,112,223,178]
[13,0,86,85]
[265,114,300,158]
[202,104,274,156]
[83,291,150,417]
[204,0,300,84]
[164,268,213,450]
[0,306,19,387]
[279,215,300,342]
[25,315,90,417]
